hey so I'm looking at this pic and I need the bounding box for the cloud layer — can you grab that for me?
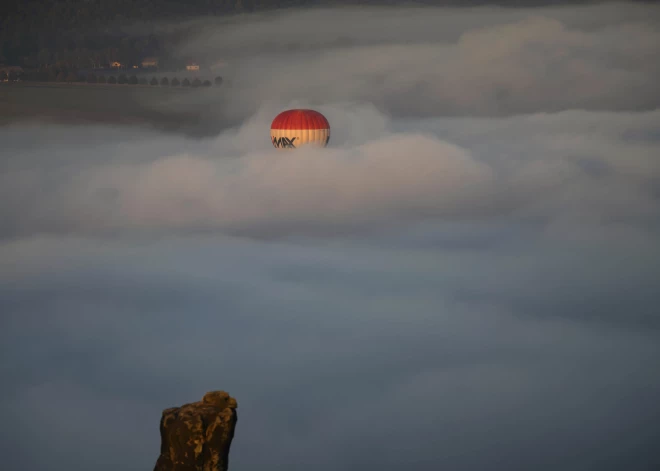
[1,3,660,471]
[162,3,660,120]
[2,106,658,240]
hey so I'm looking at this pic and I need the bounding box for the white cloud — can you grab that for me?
[2,107,658,239]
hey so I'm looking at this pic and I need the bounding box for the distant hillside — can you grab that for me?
[0,0,314,66]
[0,0,621,67]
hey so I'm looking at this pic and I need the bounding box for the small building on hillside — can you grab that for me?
[209,60,228,71]
[141,57,159,68]
[186,61,200,71]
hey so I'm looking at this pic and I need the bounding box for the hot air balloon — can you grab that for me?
[270,109,330,149]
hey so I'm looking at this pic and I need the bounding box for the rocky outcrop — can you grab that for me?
[154,391,238,471]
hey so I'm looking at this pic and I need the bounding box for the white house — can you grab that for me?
[141,57,159,68]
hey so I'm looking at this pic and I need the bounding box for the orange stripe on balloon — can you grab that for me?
[271,109,330,130]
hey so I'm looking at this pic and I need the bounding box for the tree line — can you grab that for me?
[79,74,224,88]
[2,68,225,88]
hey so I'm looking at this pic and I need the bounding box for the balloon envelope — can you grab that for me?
[271,109,330,149]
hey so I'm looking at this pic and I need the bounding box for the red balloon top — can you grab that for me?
[271,109,330,130]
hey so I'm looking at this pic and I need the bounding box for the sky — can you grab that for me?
[1,2,660,471]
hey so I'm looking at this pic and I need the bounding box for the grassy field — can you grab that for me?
[1,82,229,136]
